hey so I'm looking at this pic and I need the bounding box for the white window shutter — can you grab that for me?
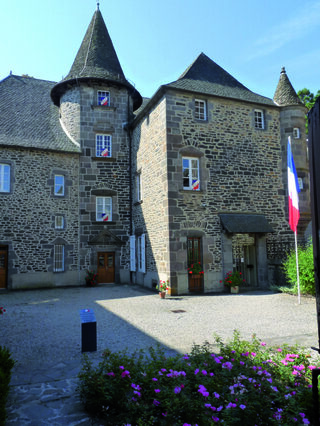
[130,235,136,271]
[141,233,146,273]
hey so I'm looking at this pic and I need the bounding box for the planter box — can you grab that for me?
[230,286,239,294]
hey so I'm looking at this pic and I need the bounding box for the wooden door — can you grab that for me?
[0,248,7,289]
[97,252,115,283]
[187,237,203,292]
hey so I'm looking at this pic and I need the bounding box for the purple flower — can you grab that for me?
[174,386,181,394]
[152,378,158,381]
[222,361,233,370]
[202,370,207,375]
[240,404,246,410]
[153,399,160,406]
[154,389,161,393]
[226,402,237,409]
[212,417,219,422]
[213,392,220,399]
[194,368,199,375]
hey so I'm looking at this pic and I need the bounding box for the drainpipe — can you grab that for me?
[127,93,133,284]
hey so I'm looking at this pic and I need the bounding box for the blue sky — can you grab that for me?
[1,0,319,100]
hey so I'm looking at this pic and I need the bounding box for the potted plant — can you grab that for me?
[188,262,204,276]
[156,279,170,298]
[85,270,98,287]
[220,270,245,293]
[0,306,6,315]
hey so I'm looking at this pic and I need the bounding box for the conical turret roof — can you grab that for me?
[273,67,303,106]
[51,8,141,110]
[166,53,275,106]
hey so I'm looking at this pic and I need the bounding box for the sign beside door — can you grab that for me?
[97,252,115,284]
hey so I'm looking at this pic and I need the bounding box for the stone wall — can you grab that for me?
[132,96,171,287]
[75,83,132,281]
[0,147,79,289]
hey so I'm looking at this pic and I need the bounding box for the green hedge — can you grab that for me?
[282,242,315,296]
[0,346,15,426]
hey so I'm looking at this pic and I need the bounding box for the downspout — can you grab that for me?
[127,93,133,284]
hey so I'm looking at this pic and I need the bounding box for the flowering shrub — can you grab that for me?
[0,307,6,315]
[188,262,204,275]
[220,270,245,287]
[157,279,170,292]
[78,331,317,425]
[85,270,98,286]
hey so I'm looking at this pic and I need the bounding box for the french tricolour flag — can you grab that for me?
[287,138,300,233]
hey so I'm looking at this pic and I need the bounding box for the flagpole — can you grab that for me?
[294,230,301,305]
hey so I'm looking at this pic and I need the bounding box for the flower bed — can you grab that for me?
[78,331,318,425]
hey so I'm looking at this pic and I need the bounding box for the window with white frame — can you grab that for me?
[293,127,301,139]
[183,157,200,190]
[54,175,65,196]
[96,196,112,221]
[96,134,112,158]
[0,164,10,193]
[136,173,142,202]
[55,216,64,229]
[195,99,207,121]
[97,90,110,106]
[298,177,303,190]
[138,234,146,272]
[254,109,264,129]
[130,235,136,271]
[54,245,64,272]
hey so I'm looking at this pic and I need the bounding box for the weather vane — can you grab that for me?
[96,0,100,10]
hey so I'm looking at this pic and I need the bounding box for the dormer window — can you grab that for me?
[254,109,264,129]
[97,91,110,106]
[293,127,300,139]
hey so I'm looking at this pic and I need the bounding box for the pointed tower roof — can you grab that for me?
[273,67,303,106]
[166,53,275,106]
[51,8,141,110]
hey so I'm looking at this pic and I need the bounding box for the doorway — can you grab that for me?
[0,247,8,289]
[187,237,203,292]
[97,252,115,283]
[232,234,257,286]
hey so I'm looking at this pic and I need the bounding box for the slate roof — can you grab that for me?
[273,67,303,107]
[166,53,275,106]
[0,74,80,153]
[51,9,142,110]
[219,213,274,233]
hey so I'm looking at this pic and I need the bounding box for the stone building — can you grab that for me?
[0,7,310,293]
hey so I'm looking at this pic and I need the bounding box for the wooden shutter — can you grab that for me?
[130,235,136,271]
[140,234,146,273]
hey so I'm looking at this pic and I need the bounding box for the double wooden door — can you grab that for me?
[97,252,115,284]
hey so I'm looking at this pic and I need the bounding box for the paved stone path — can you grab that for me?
[1,284,318,424]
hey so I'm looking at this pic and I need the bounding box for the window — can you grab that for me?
[293,127,300,139]
[183,157,200,190]
[187,237,202,267]
[54,175,65,196]
[136,173,142,202]
[96,197,112,221]
[130,235,136,271]
[97,91,110,106]
[138,234,146,273]
[195,99,207,120]
[54,245,64,272]
[55,216,64,229]
[96,134,112,157]
[0,164,10,193]
[254,110,264,129]
[298,177,303,190]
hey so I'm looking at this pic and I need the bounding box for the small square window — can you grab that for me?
[97,91,110,106]
[96,134,112,157]
[254,109,264,129]
[55,216,64,229]
[54,245,64,272]
[183,157,200,190]
[96,197,112,221]
[54,175,65,196]
[0,164,10,192]
[298,177,303,190]
[293,127,300,139]
[195,99,207,120]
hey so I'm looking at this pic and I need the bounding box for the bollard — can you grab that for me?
[80,309,97,352]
